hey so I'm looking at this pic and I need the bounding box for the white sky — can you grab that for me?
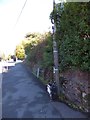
[0,0,53,55]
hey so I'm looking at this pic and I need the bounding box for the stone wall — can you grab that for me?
[60,69,89,112]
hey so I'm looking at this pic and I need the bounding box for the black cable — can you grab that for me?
[14,0,27,27]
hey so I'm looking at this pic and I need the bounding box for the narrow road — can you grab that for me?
[2,62,62,118]
[2,62,87,119]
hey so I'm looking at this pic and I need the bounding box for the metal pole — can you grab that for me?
[52,0,60,96]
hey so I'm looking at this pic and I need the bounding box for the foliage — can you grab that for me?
[0,51,6,60]
[21,32,53,82]
[23,32,42,55]
[23,32,53,68]
[7,54,12,60]
[51,2,90,72]
[15,44,25,60]
[41,33,53,68]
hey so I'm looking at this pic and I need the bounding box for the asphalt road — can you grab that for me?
[2,62,62,118]
[2,62,87,119]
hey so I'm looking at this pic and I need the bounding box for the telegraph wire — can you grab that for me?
[14,0,28,28]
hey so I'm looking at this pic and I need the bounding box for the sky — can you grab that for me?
[0,0,53,56]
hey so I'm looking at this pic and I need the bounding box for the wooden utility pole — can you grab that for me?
[52,0,60,96]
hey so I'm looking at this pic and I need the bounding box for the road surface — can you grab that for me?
[2,62,62,118]
[2,62,87,119]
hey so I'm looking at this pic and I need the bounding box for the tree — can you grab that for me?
[21,32,53,82]
[15,44,25,60]
[0,51,5,60]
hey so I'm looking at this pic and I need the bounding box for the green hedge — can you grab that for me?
[53,2,90,72]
